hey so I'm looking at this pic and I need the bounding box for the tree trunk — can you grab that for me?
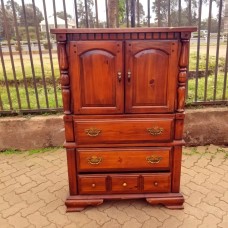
[108,0,117,28]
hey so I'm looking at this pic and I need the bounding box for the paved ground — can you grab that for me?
[0,145,227,228]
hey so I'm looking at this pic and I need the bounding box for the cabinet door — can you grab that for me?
[125,41,179,113]
[70,41,123,114]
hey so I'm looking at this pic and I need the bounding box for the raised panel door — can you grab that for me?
[125,41,179,113]
[70,41,124,114]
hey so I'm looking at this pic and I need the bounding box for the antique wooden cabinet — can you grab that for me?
[51,27,196,212]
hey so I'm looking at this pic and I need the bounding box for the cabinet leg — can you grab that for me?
[146,194,184,210]
[65,198,104,212]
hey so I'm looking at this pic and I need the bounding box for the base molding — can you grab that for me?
[65,193,184,212]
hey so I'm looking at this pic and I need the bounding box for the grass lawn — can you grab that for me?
[0,45,227,112]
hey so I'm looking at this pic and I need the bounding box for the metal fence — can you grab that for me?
[0,0,227,115]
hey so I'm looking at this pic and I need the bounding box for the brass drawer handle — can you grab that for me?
[87,156,102,165]
[122,182,127,187]
[147,127,164,136]
[146,156,162,164]
[85,128,101,137]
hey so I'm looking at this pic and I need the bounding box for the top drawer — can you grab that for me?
[74,118,174,145]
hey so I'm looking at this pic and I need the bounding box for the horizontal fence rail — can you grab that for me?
[0,0,227,115]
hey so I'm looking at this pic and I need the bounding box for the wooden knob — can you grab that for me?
[92,183,96,188]
[154,182,158,186]
[122,182,127,187]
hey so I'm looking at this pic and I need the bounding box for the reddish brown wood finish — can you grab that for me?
[74,118,174,144]
[70,41,124,114]
[51,27,196,212]
[125,41,178,113]
[77,148,171,172]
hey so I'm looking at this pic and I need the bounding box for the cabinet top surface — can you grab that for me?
[50,27,197,34]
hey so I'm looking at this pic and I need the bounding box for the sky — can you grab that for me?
[3,0,220,24]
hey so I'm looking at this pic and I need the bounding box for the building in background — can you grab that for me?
[40,16,76,32]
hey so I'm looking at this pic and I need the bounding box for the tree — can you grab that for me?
[0,6,14,40]
[56,11,72,20]
[19,4,43,27]
[108,0,117,27]
[77,0,95,28]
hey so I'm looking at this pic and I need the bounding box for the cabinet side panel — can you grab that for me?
[172,146,182,192]
[66,148,77,195]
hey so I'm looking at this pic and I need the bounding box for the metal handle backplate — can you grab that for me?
[87,156,103,165]
[147,127,164,136]
[146,156,162,164]
[85,128,101,137]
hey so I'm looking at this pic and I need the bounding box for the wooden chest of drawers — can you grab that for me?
[51,27,196,212]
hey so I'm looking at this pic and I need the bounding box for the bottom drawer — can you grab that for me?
[78,173,171,194]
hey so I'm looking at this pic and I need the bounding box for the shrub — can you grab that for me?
[43,42,52,50]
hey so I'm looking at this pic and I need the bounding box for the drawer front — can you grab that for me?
[78,176,107,194]
[78,148,171,172]
[143,173,171,193]
[78,173,171,195]
[75,118,174,145]
[111,175,140,193]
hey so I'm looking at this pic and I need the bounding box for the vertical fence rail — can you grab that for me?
[21,0,40,108]
[0,0,227,115]
[10,0,30,109]
[195,0,203,102]
[204,0,213,101]
[32,0,49,108]
[214,0,223,100]
[42,0,58,107]
[1,0,21,109]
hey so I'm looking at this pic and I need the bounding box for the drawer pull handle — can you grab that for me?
[85,128,101,137]
[92,183,96,188]
[127,71,131,82]
[147,127,164,136]
[122,182,127,187]
[146,156,162,164]
[87,156,102,165]
[154,182,158,186]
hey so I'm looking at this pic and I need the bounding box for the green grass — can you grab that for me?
[1,85,62,110]
[0,54,59,81]
[187,73,227,103]
[0,49,227,112]
[0,147,62,155]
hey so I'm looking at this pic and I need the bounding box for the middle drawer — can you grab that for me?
[77,147,171,172]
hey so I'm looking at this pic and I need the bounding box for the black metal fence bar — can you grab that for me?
[21,0,40,108]
[74,0,79,28]
[223,35,228,100]
[10,0,30,109]
[0,0,227,115]
[95,0,99,27]
[194,0,203,102]
[214,0,223,100]
[1,0,21,109]
[42,0,58,107]
[204,0,213,101]
[63,0,68,28]
[0,43,12,110]
[32,0,49,108]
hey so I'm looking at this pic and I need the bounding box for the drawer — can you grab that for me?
[78,147,171,172]
[111,175,140,193]
[78,175,107,194]
[142,173,171,193]
[74,118,174,145]
[78,173,171,195]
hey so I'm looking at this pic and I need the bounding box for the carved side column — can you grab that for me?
[177,32,190,113]
[57,34,77,196]
[57,34,71,115]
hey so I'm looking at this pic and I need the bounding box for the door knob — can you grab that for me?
[127,71,131,82]
[117,72,122,82]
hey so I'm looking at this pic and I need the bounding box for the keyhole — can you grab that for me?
[149,79,155,86]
